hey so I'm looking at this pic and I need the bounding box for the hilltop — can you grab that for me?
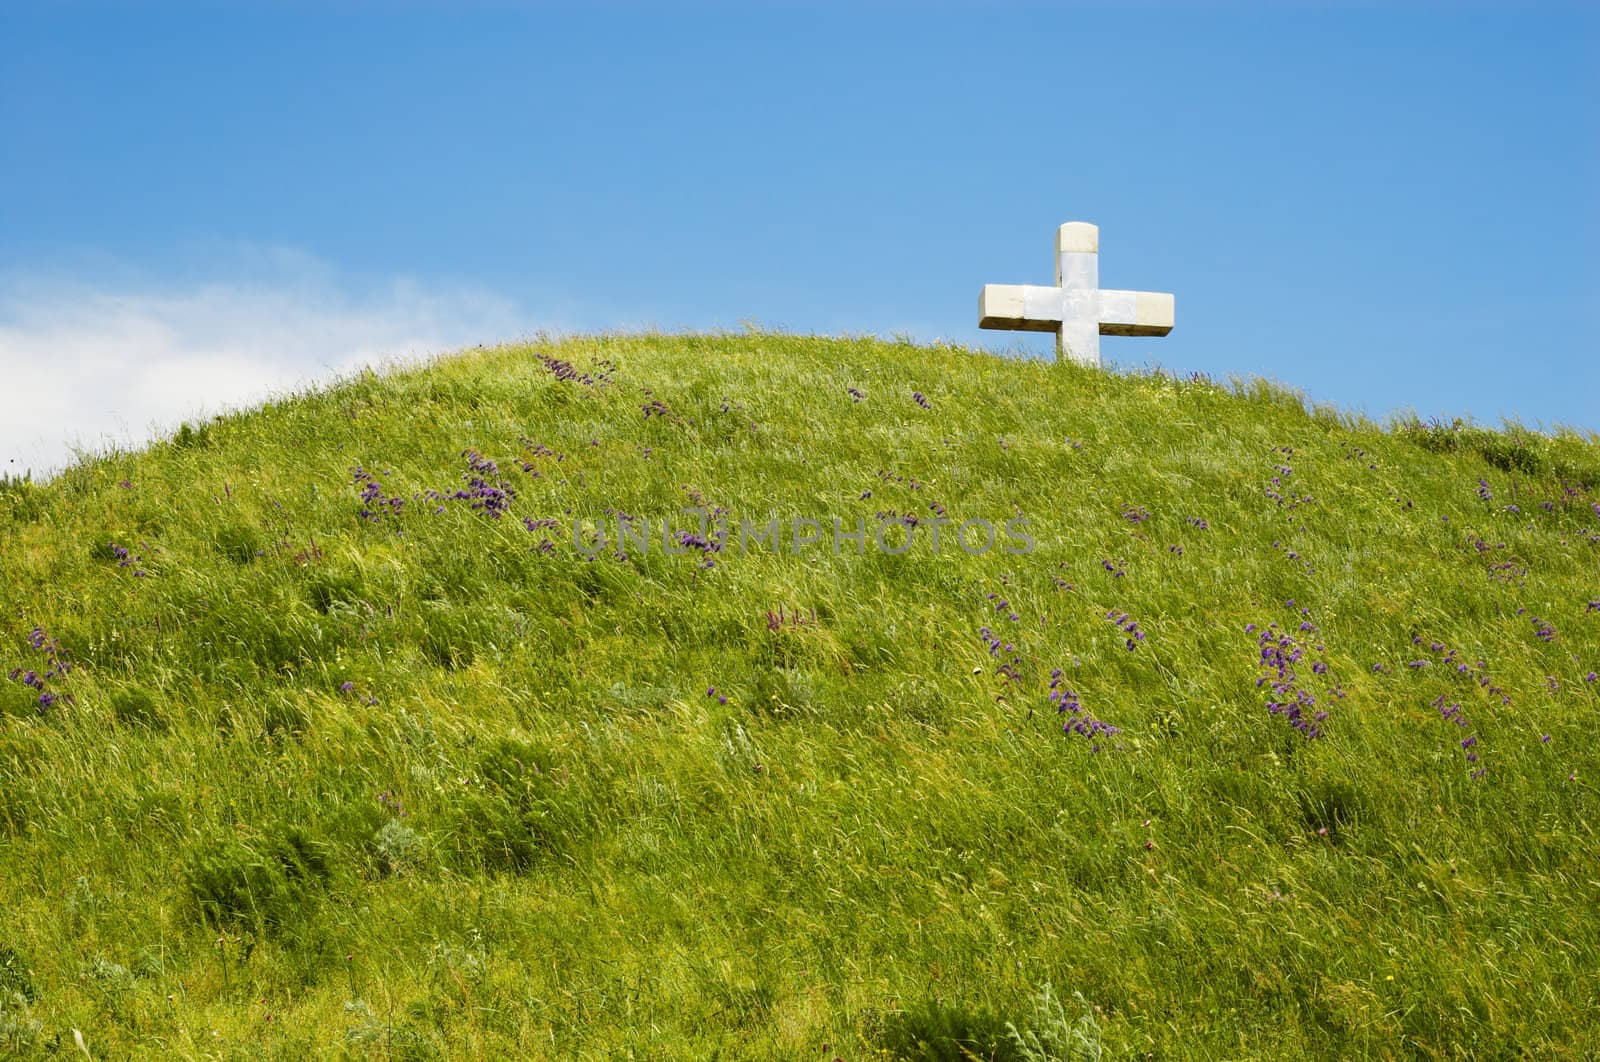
[2,333,1598,1058]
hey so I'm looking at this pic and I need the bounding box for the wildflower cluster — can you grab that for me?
[1465,534,1530,587]
[765,605,817,631]
[640,389,673,419]
[1248,606,1334,739]
[1049,670,1119,748]
[351,466,406,524]
[866,470,928,532]
[987,593,1020,623]
[876,469,924,492]
[979,626,1022,683]
[1409,636,1512,706]
[7,627,71,712]
[1483,552,1528,587]
[339,681,379,707]
[1264,446,1313,509]
[1100,558,1126,578]
[535,351,613,386]
[452,450,516,519]
[1536,480,1585,514]
[1431,695,1486,779]
[673,516,729,570]
[107,541,149,578]
[522,516,560,554]
[1121,504,1151,524]
[1342,443,1378,471]
[515,439,564,475]
[911,391,931,410]
[1271,539,1315,574]
[1532,616,1559,644]
[846,387,864,403]
[1105,609,1145,651]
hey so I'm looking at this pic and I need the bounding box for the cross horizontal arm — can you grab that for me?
[978,284,1063,332]
[1098,290,1174,337]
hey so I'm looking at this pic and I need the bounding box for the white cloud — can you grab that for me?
[0,260,542,480]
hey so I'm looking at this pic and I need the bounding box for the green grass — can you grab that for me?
[2,332,1598,1058]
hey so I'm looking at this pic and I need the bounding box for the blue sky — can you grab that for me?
[3,2,1596,476]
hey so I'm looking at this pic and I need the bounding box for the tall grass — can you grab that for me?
[1,333,1598,1058]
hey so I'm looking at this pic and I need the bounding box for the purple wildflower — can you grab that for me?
[1048,670,1120,744]
[535,352,609,386]
[1252,617,1330,739]
[1106,610,1145,650]
[1431,696,1485,771]
[448,450,517,519]
[8,627,70,713]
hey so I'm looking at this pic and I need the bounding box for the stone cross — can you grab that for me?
[979,222,1174,366]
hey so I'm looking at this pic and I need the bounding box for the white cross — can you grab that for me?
[979,221,1174,366]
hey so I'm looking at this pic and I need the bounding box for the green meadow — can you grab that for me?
[2,333,1598,1059]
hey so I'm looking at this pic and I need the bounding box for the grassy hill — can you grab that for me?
[2,333,1599,1059]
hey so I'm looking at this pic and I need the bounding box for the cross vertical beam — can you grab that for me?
[1056,221,1101,366]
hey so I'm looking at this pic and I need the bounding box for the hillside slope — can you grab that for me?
[2,333,1599,1058]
